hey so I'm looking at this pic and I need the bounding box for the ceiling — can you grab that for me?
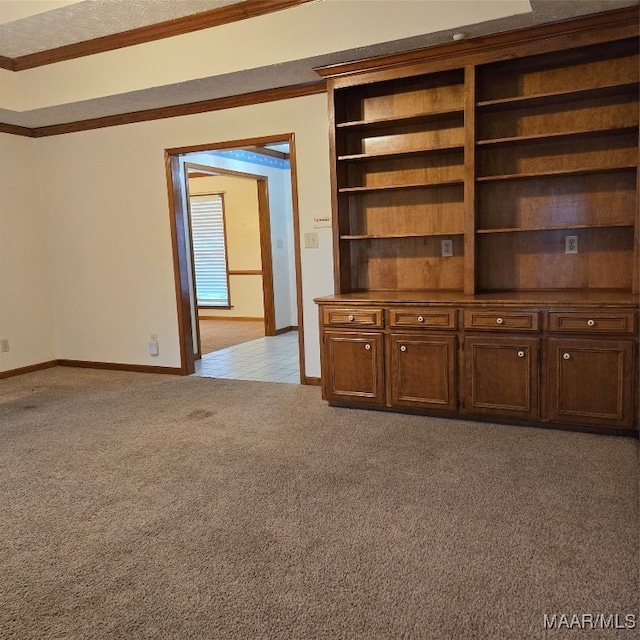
[0,1,247,57]
[0,0,636,130]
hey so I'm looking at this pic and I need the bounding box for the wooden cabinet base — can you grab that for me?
[548,338,635,428]
[390,333,457,411]
[324,399,638,437]
[465,335,539,421]
[316,294,638,435]
[322,331,385,405]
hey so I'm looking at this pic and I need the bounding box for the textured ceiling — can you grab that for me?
[0,0,636,129]
[0,0,245,57]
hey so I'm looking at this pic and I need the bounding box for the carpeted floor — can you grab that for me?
[0,367,638,640]
[198,319,264,355]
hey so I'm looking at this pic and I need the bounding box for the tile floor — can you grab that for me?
[193,331,300,383]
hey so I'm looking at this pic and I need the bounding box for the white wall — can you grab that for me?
[0,133,56,372]
[34,94,333,376]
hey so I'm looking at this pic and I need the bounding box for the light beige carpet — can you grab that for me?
[0,367,638,639]
[198,319,264,355]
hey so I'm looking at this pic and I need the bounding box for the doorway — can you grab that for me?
[185,162,276,359]
[165,134,305,381]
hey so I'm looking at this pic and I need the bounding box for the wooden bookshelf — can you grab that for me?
[315,8,640,432]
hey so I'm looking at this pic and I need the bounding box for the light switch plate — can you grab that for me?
[304,232,319,249]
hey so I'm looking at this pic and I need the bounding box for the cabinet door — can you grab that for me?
[390,334,457,411]
[549,338,634,429]
[465,335,539,420]
[323,331,384,405]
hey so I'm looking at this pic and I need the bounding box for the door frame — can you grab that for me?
[185,162,276,340]
[165,133,306,378]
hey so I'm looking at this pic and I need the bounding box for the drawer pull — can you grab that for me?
[587,319,595,327]
[364,343,371,351]
[517,350,525,358]
[348,315,355,322]
[563,352,571,360]
[496,317,504,325]
[417,315,425,323]
[400,345,407,352]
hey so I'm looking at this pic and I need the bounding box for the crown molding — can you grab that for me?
[0,81,326,138]
[0,55,15,71]
[0,122,35,137]
[4,0,313,72]
[315,6,640,81]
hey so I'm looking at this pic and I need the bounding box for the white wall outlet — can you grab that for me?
[304,232,319,249]
[441,239,453,257]
[275,239,283,249]
[313,214,332,228]
[149,335,159,356]
[565,235,578,254]
[0,339,9,353]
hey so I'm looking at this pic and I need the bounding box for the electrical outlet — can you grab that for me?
[565,235,578,254]
[0,339,9,353]
[441,239,453,257]
[275,239,283,249]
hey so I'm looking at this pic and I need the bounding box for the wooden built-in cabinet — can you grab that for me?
[315,8,640,433]
[548,338,635,429]
[465,335,539,421]
[323,331,385,406]
[390,333,457,412]
[317,296,638,432]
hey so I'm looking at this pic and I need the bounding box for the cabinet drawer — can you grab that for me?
[549,311,636,335]
[389,308,457,330]
[463,310,539,331]
[322,307,383,328]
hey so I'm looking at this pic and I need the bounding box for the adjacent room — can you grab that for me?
[1,1,638,638]
[181,143,302,383]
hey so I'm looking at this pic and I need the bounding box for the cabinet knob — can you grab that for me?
[587,319,595,327]
[417,315,425,323]
[496,317,504,325]
[364,343,371,351]
[517,350,525,358]
[400,345,407,352]
[563,352,571,360]
[348,315,355,321]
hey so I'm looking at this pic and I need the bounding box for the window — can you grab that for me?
[189,194,230,307]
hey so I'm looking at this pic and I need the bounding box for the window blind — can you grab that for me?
[189,194,230,307]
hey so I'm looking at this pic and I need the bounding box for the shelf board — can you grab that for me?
[341,231,464,240]
[476,124,638,147]
[476,164,638,183]
[476,81,639,110]
[476,222,634,234]
[338,143,464,162]
[339,179,465,194]
[336,107,464,130]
